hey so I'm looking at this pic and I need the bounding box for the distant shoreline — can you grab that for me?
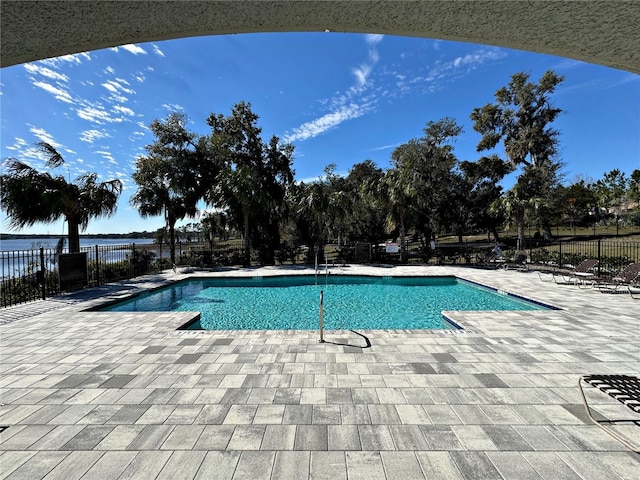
[1,232,155,240]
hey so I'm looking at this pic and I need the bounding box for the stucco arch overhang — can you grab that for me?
[1,1,639,73]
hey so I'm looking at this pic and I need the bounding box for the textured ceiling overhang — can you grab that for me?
[1,1,639,73]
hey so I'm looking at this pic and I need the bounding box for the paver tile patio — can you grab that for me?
[1,265,639,478]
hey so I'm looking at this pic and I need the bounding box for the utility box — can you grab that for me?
[59,252,88,291]
[354,243,371,263]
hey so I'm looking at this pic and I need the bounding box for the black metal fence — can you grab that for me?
[1,243,157,308]
[3,238,639,308]
[1,247,60,307]
[411,237,640,275]
[176,239,245,267]
[522,239,640,277]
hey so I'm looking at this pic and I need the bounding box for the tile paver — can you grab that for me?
[1,265,639,479]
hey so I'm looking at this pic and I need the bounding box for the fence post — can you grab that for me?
[559,241,562,269]
[40,247,46,300]
[94,244,100,286]
[597,239,601,276]
[132,243,136,277]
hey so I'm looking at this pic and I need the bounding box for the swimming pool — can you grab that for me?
[99,275,550,330]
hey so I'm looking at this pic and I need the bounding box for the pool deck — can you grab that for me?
[1,265,638,479]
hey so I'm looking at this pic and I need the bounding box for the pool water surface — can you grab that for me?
[100,275,550,331]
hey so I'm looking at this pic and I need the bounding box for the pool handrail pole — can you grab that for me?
[315,248,318,278]
[319,289,325,343]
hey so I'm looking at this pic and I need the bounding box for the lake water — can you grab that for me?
[0,237,155,252]
[1,237,161,280]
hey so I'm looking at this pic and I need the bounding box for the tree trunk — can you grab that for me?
[243,207,251,267]
[517,219,526,251]
[490,227,500,242]
[168,214,177,265]
[67,218,81,253]
[399,216,406,263]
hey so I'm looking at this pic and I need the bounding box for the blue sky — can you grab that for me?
[1,32,639,235]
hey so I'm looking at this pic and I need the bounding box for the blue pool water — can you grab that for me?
[100,275,549,330]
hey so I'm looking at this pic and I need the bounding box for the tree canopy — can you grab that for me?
[130,112,209,264]
[1,142,122,252]
[471,70,565,249]
[205,101,295,265]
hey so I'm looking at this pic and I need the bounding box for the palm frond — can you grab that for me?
[36,142,65,168]
[2,158,37,176]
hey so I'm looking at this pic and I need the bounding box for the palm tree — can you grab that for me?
[294,180,331,263]
[0,142,122,252]
[130,113,206,265]
[130,155,196,265]
[383,168,415,262]
[208,165,262,266]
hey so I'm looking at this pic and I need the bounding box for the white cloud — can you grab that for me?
[76,105,125,124]
[80,129,111,144]
[386,46,508,100]
[103,79,135,93]
[105,66,115,74]
[101,82,119,94]
[352,63,373,88]
[351,34,383,88]
[112,44,147,55]
[31,81,74,103]
[23,63,69,82]
[113,105,135,116]
[162,103,184,112]
[284,104,368,142]
[4,137,28,151]
[29,126,61,148]
[370,143,397,152]
[366,34,384,45]
[101,79,136,101]
[95,150,117,164]
[40,52,91,67]
[285,34,383,143]
[152,44,165,57]
[435,48,507,78]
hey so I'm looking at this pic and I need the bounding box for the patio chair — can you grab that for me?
[578,374,640,453]
[597,262,640,296]
[499,251,528,271]
[477,245,504,269]
[538,258,598,285]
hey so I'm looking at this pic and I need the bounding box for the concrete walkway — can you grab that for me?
[1,265,638,479]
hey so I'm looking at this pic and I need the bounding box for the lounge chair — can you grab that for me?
[498,251,528,271]
[477,245,504,269]
[538,258,598,285]
[597,262,640,295]
[578,374,640,453]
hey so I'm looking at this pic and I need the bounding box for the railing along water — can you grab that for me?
[1,242,158,308]
[1,247,60,306]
